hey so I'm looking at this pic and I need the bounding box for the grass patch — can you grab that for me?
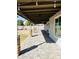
[18,30,29,44]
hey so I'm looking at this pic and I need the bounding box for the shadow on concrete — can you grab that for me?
[41,30,55,43]
[32,35,38,37]
[19,42,45,56]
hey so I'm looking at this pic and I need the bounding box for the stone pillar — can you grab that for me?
[28,30,32,37]
[27,26,32,37]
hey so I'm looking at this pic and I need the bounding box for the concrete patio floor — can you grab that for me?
[18,30,60,59]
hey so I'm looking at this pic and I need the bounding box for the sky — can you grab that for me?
[17,15,26,22]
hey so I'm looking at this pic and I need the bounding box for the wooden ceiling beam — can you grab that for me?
[17,11,33,23]
[20,7,60,11]
[17,0,61,3]
[22,11,57,15]
[18,4,61,9]
[18,1,61,6]
[22,9,59,13]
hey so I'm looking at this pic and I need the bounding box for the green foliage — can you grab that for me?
[17,20,23,26]
[25,20,31,26]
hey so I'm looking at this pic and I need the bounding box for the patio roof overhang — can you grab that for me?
[17,0,61,24]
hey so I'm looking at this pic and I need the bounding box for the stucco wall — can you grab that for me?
[44,24,49,32]
[47,11,61,47]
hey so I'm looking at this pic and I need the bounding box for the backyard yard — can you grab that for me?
[17,30,29,45]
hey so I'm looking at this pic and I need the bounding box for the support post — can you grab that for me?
[17,35,20,56]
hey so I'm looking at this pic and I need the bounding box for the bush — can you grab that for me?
[25,20,31,26]
[17,20,23,26]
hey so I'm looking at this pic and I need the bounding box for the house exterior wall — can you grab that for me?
[44,23,50,33]
[47,11,61,47]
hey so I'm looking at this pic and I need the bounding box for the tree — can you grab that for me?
[25,20,31,26]
[17,20,23,26]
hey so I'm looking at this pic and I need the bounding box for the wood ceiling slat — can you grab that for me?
[22,9,59,13]
[20,7,60,11]
[17,0,61,3]
[18,4,61,9]
[17,1,61,6]
[22,11,57,15]
[38,1,60,5]
[17,2,36,6]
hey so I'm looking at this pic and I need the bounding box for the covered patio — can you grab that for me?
[17,0,61,59]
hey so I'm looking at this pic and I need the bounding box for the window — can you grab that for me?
[55,16,61,38]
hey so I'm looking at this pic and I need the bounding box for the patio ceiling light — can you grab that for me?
[54,1,56,8]
[36,0,38,6]
[18,7,20,11]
